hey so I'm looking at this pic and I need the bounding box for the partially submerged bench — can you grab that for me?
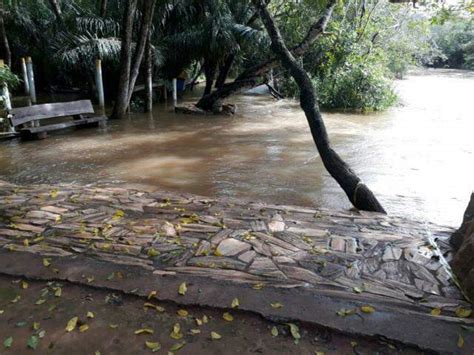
[9,100,107,139]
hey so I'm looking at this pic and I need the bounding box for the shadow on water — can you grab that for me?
[1,68,473,227]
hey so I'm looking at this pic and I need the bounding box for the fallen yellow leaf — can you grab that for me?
[231,298,240,308]
[271,302,283,309]
[360,306,375,314]
[190,329,201,335]
[43,258,51,267]
[33,322,40,330]
[455,307,472,318]
[145,341,161,352]
[178,282,187,295]
[65,317,79,332]
[109,324,118,329]
[210,331,222,340]
[202,315,209,324]
[287,323,301,341]
[21,281,28,289]
[177,309,189,317]
[253,283,264,290]
[148,291,157,300]
[35,299,46,305]
[147,248,160,258]
[457,334,464,348]
[135,328,154,335]
[431,308,441,316]
[79,324,89,333]
[54,287,62,297]
[271,326,278,337]
[223,312,234,322]
[170,323,183,340]
[87,311,95,319]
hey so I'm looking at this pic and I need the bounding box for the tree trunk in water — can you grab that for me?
[0,8,11,67]
[144,31,153,113]
[48,0,62,22]
[215,55,234,89]
[203,60,217,96]
[100,0,108,17]
[253,0,386,213]
[111,0,137,119]
[125,0,156,107]
[195,1,335,112]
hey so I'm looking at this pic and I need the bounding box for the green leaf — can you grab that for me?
[27,335,39,349]
[287,323,301,343]
[3,336,13,348]
[271,326,278,337]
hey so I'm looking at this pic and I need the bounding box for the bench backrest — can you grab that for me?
[9,100,95,127]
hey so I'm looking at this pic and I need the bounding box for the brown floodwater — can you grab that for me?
[0,69,472,227]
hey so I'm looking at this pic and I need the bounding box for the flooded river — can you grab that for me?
[0,69,472,227]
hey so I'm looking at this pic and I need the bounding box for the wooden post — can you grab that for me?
[95,59,105,111]
[20,57,30,95]
[26,57,37,105]
[172,78,177,107]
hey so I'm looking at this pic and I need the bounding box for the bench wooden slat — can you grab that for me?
[20,116,107,135]
[10,100,95,127]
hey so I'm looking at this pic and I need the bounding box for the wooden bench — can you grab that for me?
[9,100,107,139]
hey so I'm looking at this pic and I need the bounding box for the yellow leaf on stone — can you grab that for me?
[223,312,234,322]
[33,322,40,330]
[147,248,160,258]
[458,334,464,348]
[195,318,203,326]
[145,341,161,352]
[50,190,58,199]
[351,341,358,347]
[431,308,441,316]
[112,210,125,220]
[135,328,154,335]
[315,352,325,355]
[87,312,95,319]
[65,317,79,332]
[271,326,278,337]
[253,283,264,290]
[210,331,222,340]
[109,324,118,329]
[271,302,283,309]
[202,315,209,324]
[170,342,186,351]
[79,324,89,333]
[43,258,51,267]
[190,329,201,335]
[11,295,21,303]
[23,239,30,247]
[170,324,183,340]
[147,291,158,300]
[87,276,95,283]
[178,282,187,296]
[177,310,189,317]
[35,299,46,305]
[231,298,240,308]
[360,306,375,314]
[455,307,472,318]
[0,310,4,314]
[21,281,28,289]
[54,288,62,297]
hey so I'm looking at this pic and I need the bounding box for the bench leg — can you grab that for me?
[36,132,48,140]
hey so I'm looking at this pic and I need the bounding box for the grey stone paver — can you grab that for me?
[0,180,472,352]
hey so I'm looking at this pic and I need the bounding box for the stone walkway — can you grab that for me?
[0,180,472,353]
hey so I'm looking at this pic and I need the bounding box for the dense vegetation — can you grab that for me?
[0,0,472,113]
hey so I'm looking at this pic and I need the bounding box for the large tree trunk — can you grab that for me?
[195,1,335,111]
[215,55,234,89]
[111,0,137,119]
[144,31,153,113]
[253,0,386,213]
[203,60,217,96]
[0,7,11,67]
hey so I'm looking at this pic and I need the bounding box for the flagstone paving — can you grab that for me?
[0,180,472,353]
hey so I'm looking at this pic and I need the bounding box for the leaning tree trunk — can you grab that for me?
[253,0,386,213]
[111,0,137,119]
[195,0,337,112]
[125,0,157,108]
[203,60,217,96]
[0,7,11,67]
[215,55,234,89]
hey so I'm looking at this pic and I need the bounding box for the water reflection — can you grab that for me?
[0,69,472,227]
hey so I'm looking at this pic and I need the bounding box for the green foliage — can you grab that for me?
[0,66,20,89]
[430,17,474,70]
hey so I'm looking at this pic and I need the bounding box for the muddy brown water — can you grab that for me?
[0,69,472,227]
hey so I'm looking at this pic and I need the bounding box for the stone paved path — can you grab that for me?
[0,180,472,353]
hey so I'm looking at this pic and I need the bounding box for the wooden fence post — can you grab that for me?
[26,56,37,105]
[95,59,105,111]
[21,57,30,95]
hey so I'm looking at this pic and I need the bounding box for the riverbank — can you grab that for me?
[0,180,472,353]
